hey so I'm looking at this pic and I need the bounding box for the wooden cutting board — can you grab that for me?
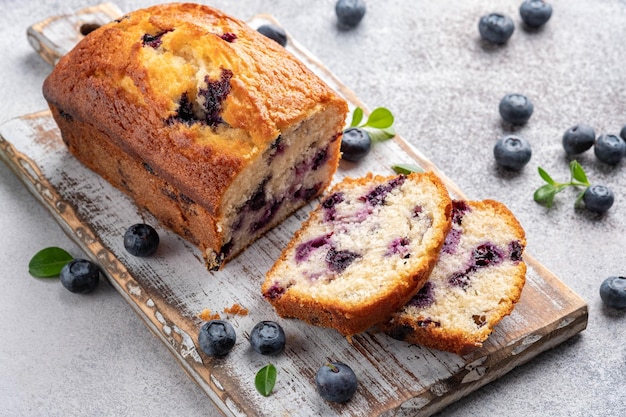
[2,4,588,416]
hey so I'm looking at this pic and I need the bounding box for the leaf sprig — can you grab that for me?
[348,106,395,142]
[533,160,591,208]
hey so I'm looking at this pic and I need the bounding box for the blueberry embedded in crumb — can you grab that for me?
[220,32,237,42]
[407,281,436,309]
[325,247,361,273]
[448,271,471,289]
[263,282,286,300]
[141,29,173,48]
[472,243,504,268]
[257,24,288,47]
[296,233,332,262]
[508,240,524,262]
[199,68,234,127]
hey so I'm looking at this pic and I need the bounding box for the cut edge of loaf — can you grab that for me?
[262,171,453,336]
[380,199,527,355]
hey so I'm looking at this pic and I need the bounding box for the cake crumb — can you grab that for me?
[224,303,249,316]
[198,309,221,321]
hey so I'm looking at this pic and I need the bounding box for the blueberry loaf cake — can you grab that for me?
[381,200,527,355]
[262,172,453,336]
[42,3,348,270]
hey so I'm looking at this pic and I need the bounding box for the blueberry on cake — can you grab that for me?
[381,200,527,355]
[262,172,453,336]
[42,3,348,270]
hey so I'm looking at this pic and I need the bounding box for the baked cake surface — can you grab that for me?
[42,2,348,270]
[381,200,527,355]
[262,172,453,336]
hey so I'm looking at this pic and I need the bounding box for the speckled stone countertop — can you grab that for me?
[1,1,624,416]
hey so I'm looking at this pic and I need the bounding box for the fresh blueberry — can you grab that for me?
[256,24,287,47]
[478,13,515,44]
[600,276,626,308]
[562,124,596,155]
[620,125,626,141]
[341,127,372,162]
[519,0,553,28]
[198,320,236,357]
[124,223,159,257]
[582,185,614,214]
[59,259,100,294]
[315,362,358,403]
[249,321,286,355]
[499,93,534,125]
[594,134,626,165]
[493,135,532,170]
[335,0,366,28]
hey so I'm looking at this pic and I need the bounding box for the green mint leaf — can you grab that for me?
[363,126,395,142]
[537,166,556,186]
[392,163,424,174]
[569,160,589,185]
[365,107,394,129]
[534,184,557,207]
[28,247,73,278]
[255,363,277,397]
[349,107,364,127]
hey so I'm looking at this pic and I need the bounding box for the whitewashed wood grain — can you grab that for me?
[0,5,589,417]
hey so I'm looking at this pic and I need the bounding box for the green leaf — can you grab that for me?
[255,363,277,397]
[28,247,73,278]
[349,107,364,127]
[392,163,424,174]
[363,126,395,142]
[569,160,589,185]
[365,107,394,129]
[534,184,557,207]
[537,166,556,186]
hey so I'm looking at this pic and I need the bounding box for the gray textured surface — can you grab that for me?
[0,1,624,416]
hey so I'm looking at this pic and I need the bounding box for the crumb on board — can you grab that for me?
[198,304,249,321]
[224,303,249,316]
[198,309,221,321]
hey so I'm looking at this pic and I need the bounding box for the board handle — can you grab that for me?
[27,2,124,66]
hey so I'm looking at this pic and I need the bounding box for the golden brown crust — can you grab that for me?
[380,199,527,355]
[43,2,346,214]
[42,3,347,268]
[262,171,453,336]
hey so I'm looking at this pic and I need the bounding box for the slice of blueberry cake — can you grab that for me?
[380,199,527,355]
[262,172,453,336]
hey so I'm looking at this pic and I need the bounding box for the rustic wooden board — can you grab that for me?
[1,5,588,417]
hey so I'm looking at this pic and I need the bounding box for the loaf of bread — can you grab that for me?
[380,200,527,355]
[262,172,453,336]
[42,3,348,270]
